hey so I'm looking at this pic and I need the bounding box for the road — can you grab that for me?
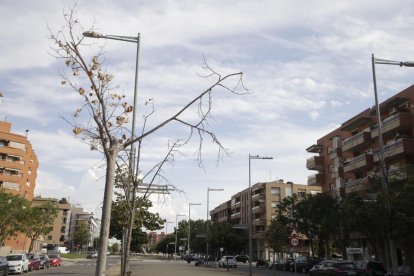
[24,256,300,276]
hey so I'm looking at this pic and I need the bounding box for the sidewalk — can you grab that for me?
[106,259,247,276]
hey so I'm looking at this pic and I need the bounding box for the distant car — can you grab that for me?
[40,254,50,269]
[27,253,41,271]
[218,256,237,268]
[270,258,294,271]
[256,259,270,268]
[0,256,9,276]
[356,261,387,276]
[6,254,29,274]
[309,260,362,276]
[86,251,98,259]
[235,255,250,263]
[48,254,62,267]
[291,255,321,273]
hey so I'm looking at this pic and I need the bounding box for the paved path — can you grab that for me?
[107,259,248,276]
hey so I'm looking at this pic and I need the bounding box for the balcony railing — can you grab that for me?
[342,131,371,152]
[371,113,412,138]
[307,173,324,185]
[344,153,373,173]
[345,177,372,193]
[373,138,414,162]
[306,156,324,170]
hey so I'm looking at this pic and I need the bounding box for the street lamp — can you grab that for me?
[206,187,224,261]
[371,54,414,276]
[248,154,273,276]
[83,31,141,276]
[188,203,202,257]
[175,214,186,260]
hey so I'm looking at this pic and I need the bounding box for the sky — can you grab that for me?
[1,0,414,232]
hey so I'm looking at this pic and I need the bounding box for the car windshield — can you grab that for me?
[7,255,22,261]
[40,255,47,260]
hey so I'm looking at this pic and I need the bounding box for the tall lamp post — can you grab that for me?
[371,54,414,276]
[249,154,273,276]
[188,203,202,257]
[206,187,223,264]
[175,214,186,260]
[83,31,140,276]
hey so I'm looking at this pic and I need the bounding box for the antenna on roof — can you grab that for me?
[25,129,29,137]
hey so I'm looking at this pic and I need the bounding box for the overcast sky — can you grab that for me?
[1,0,414,230]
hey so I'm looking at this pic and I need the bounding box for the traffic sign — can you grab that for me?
[291,238,299,247]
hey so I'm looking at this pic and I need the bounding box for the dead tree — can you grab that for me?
[50,6,246,276]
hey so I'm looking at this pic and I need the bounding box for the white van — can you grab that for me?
[58,247,69,254]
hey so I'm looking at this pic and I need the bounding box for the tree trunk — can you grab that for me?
[95,149,117,276]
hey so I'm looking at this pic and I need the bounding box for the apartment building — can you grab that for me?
[0,121,38,199]
[210,180,321,260]
[306,85,414,196]
[0,121,39,254]
[68,206,100,251]
[31,197,71,252]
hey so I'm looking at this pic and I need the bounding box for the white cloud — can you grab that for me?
[2,0,414,224]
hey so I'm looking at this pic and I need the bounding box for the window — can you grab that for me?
[271,187,280,195]
[298,189,306,197]
[285,187,292,197]
[48,236,52,241]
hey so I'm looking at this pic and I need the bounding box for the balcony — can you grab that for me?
[231,212,241,219]
[371,113,412,138]
[252,218,266,226]
[0,146,25,157]
[331,166,344,179]
[388,165,414,181]
[306,144,323,153]
[342,131,371,152]
[373,139,414,162]
[307,173,324,185]
[252,193,265,201]
[252,205,265,214]
[306,156,323,171]
[344,153,373,173]
[345,177,373,193]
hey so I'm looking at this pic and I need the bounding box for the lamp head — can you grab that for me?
[83,31,104,38]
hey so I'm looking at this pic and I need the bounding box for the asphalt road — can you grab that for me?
[22,256,301,276]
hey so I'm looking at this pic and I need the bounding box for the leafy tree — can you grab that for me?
[266,219,289,261]
[109,242,120,254]
[130,229,147,253]
[155,234,176,254]
[208,222,246,257]
[21,201,58,252]
[51,6,246,276]
[73,224,90,251]
[0,190,30,246]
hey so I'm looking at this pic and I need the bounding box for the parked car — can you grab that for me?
[218,256,237,268]
[27,253,41,271]
[48,254,62,267]
[309,260,362,276]
[6,254,29,274]
[270,258,294,271]
[40,254,50,269]
[235,255,250,263]
[291,255,321,273]
[0,257,9,276]
[256,259,270,268]
[86,251,98,259]
[355,261,387,276]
